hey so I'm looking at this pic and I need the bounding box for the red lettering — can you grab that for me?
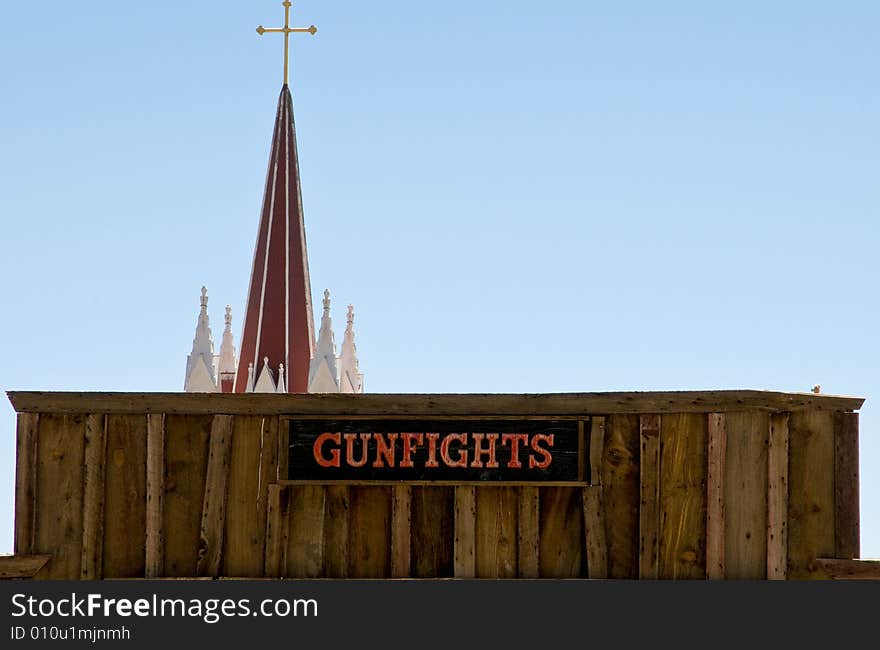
[471,433,499,468]
[501,433,529,469]
[344,433,370,468]
[373,433,399,468]
[314,432,341,468]
[440,433,468,468]
[401,433,424,468]
[425,433,440,468]
[529,433,554,469]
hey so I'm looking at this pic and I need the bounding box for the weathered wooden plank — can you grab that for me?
[814,558,880,580]
[834,411,859,560]
[724,411,769,579]
[81,414,107,581]
[145,414,165,578]
[264,484,290,578]
[8,389,865,416]
[412,487,454,578]
[197,415,234,577]
[34,414,86,579]
[223,416,278,577]
[658,413,707,580]
[583,486,608,579]
[0,555,52,579]
[102,414,148,579]
[163,414,212,578]
[603,414,639,579]
[349,487,391,578]
[476,486,518,578]
[14,413,39,555]
[638,414,660,579]
[539,487,584,578]
[391,485,412,578]
[323,485,350,578]
[287,485,326,578]
[767,412,789,580]
[705,413,725,580]
[788,410,835,579]
[276,416,288,482]
[589,417,605,485]
[517,486,539,578]
[453,486,476,578]
[280,480,589,487]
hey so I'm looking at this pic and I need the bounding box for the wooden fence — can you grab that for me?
[6,390,864,579]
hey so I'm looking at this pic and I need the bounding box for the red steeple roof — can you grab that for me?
[234,84,315,393]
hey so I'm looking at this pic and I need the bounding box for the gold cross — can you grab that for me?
[256,1,317,86]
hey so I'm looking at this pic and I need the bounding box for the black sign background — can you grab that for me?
[288,419,586,482]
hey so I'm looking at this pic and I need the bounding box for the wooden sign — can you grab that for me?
[288,419,585,482]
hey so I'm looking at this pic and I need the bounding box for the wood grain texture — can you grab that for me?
[476,486,518,578]
[589,417,605,486]
[323,485,350,578]
[767,412,789,580]
[14,413,39,555]
[287,485,326,578]
[705,414,725,579]
[517,486,539,578]
[348,487,391,578]
[453,486,476,578]
[0,555,51,579]
[391,485,412,578]
[658,413,707,580]
[80,414,107,580]
[9,389,865,416]
[264,484,290,578]
[639,414,660,579]
[834,411,859,560]
[163,415,212,578]
[814,558,880,580]
[34,414,86,579]
[603,414,639,579]
[724,411,769,579]
[583,486,608,579]
[197,415,234,577]
[412,487,454,578]
[539,487,584,578]
[788,410,835,579]
[145,414,165,578]
[102,414,147,579]
[223,416,278,577]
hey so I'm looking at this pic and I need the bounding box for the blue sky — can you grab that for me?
[1,1,877,556]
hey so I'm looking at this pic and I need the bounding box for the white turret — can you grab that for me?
[184,287,219,392]
[217,305,237,392]
[339,304,364,394]
[308,289,341,393]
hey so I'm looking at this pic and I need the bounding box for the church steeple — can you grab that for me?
[308,289,340,392]
[217,305,237,393]
[339,304,364,393]
[184,287,219,393]
[236,2,318,394]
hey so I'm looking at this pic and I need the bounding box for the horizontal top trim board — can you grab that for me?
[5,390,864,415]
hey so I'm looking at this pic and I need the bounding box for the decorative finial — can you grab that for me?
[225,305,232,329]
[347,304,354,328]
[323,289,331,313]
[256,0,318,86]
[812,385,821,394]
[200,286,208,309]
[263,356,270,368]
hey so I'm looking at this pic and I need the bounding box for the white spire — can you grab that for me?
[217,305,237,392]
[184,287,218,392]
[253,356,277,393]
[338,303,364,394]
[308,289,340,393]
